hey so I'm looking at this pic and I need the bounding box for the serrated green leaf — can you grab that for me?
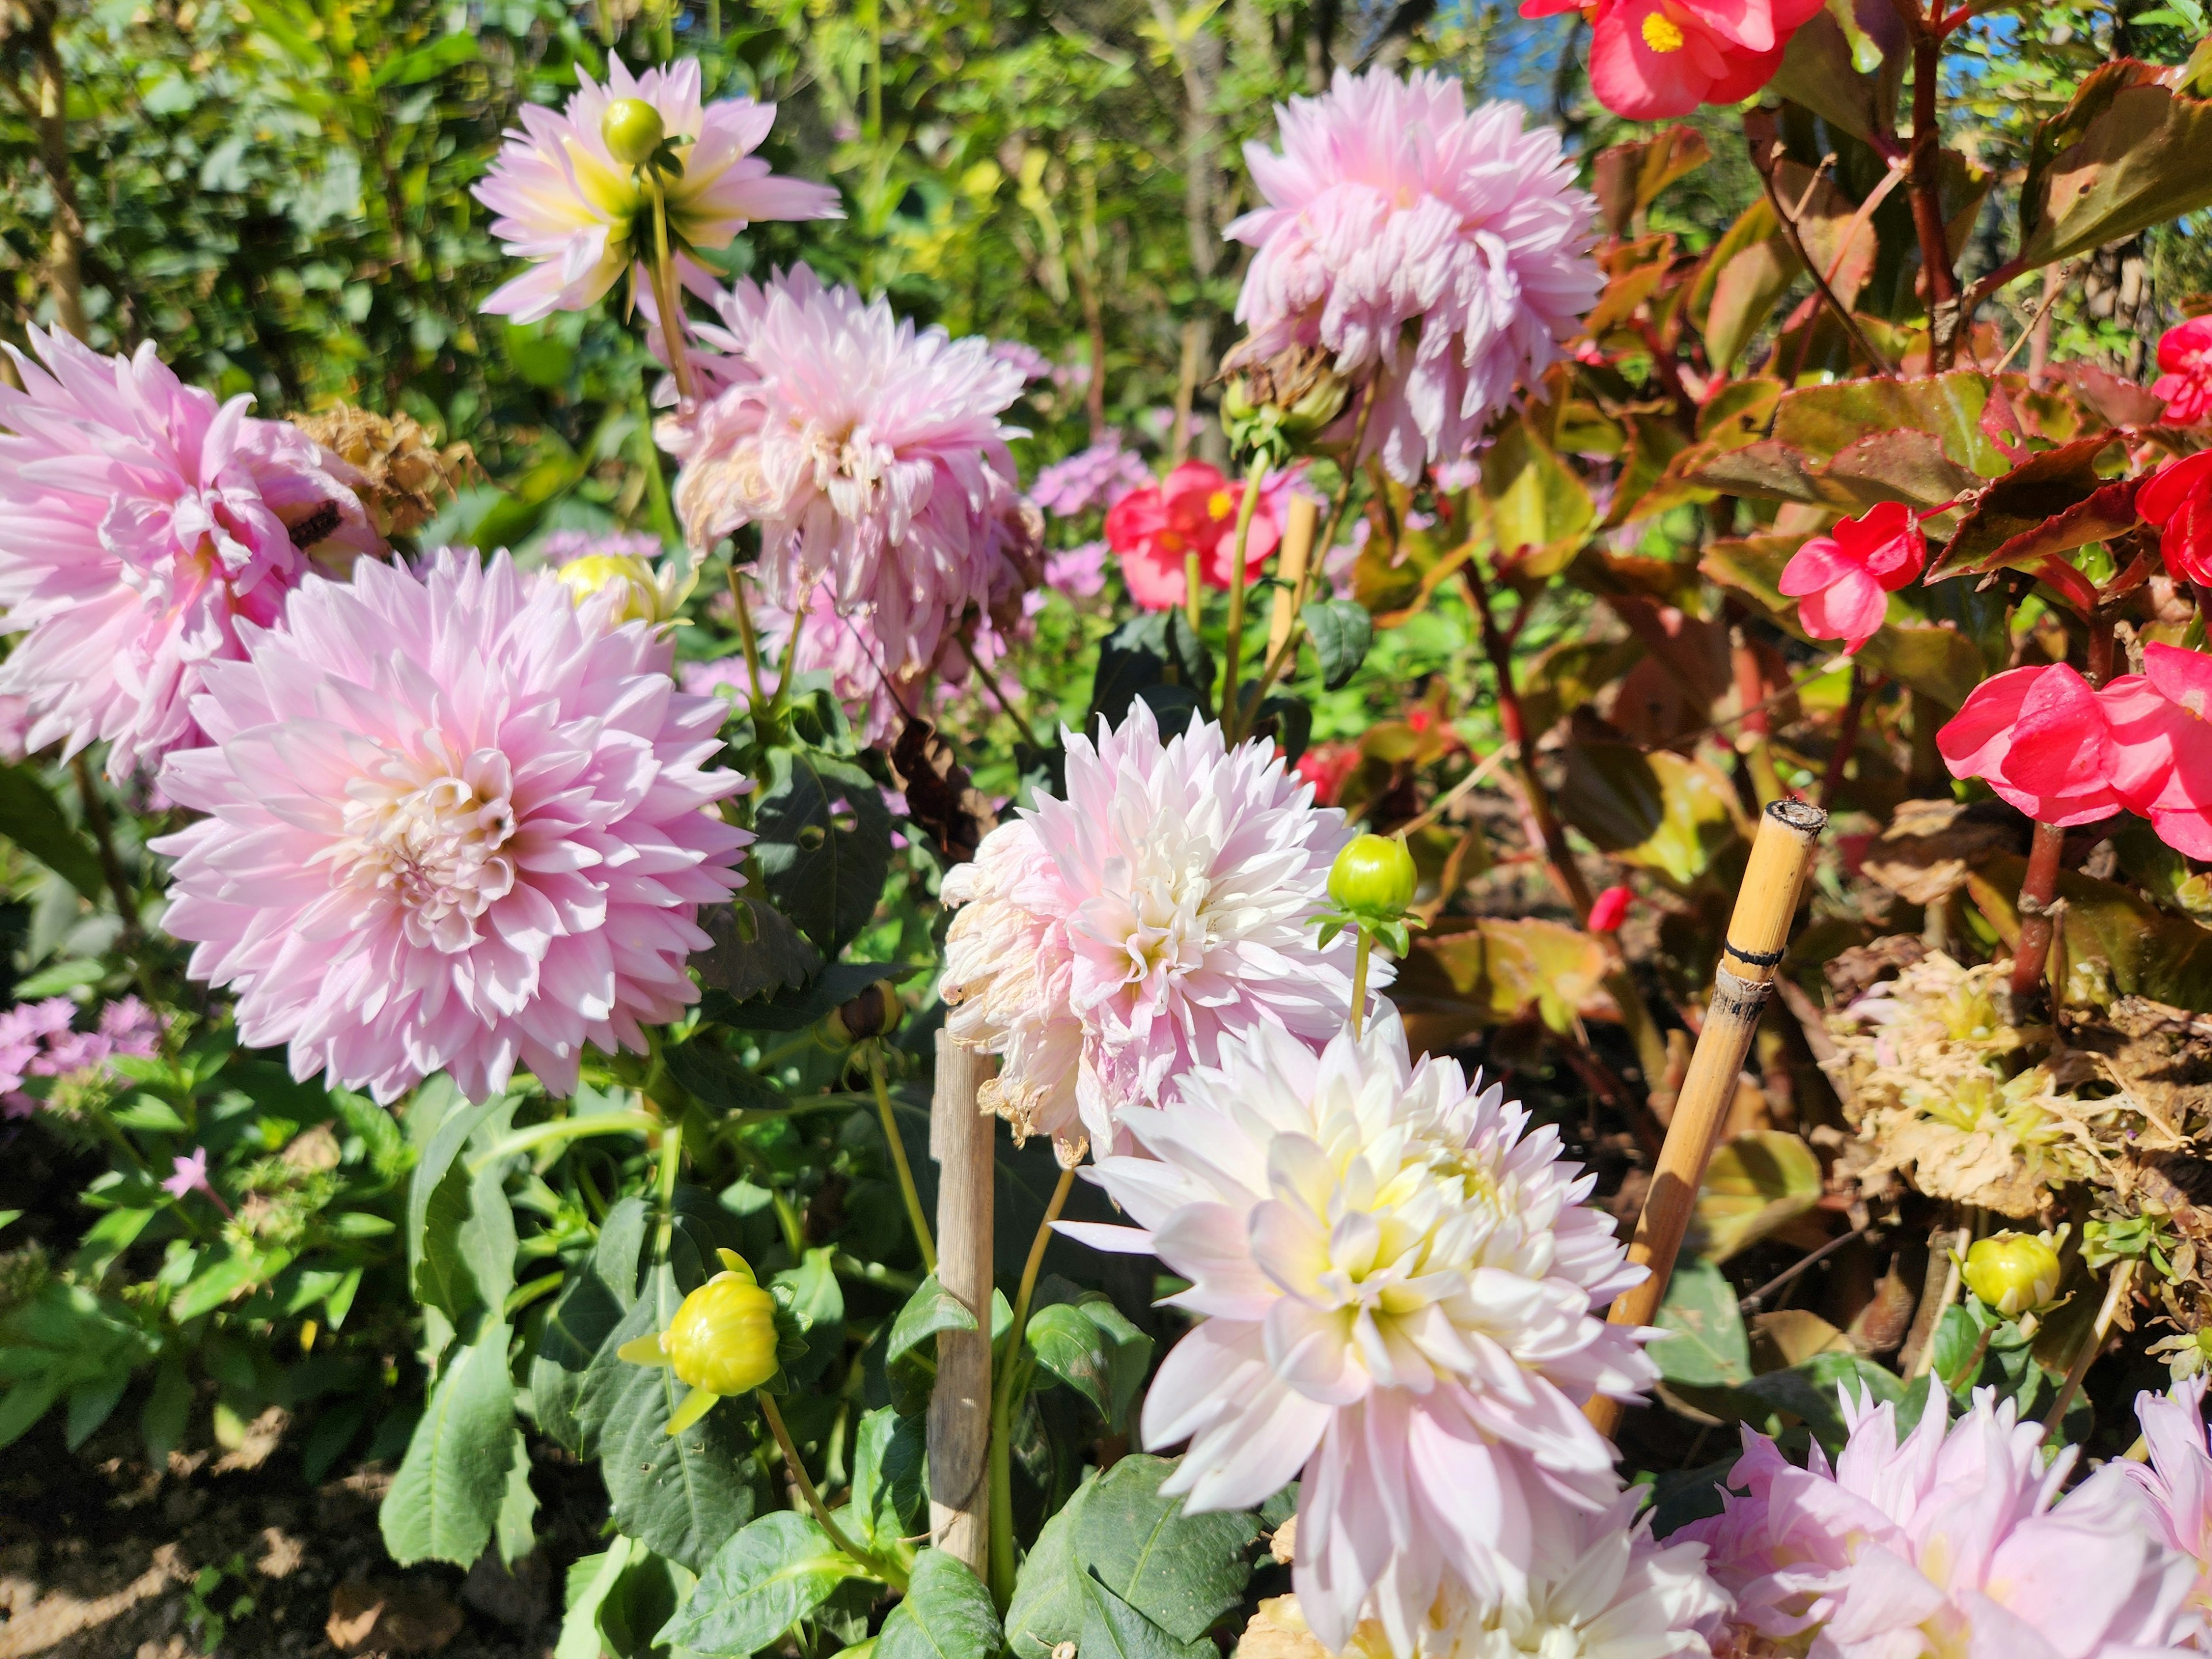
[658,1511,857,1656]
[1298,600,1373,692]
[1691,1132,1824,1264]
[379,1320,516,1567]
[1070,1455,1257,1643]
[1024,1286,1153,1430]
[1077,1570,1212,1659]
[406,1097,501,1328]
[877,1548,1003,1659]
[851,1406,927,1550]
[531,1197,649,1453]
[752,747,894,957]
[1005,1475,1094,1657]
[663,1037,790,1113]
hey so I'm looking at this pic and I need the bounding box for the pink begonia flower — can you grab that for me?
[152,550,750,1104]
[1521,0,1825,120]
[161,1147,212,1200]
[1777,502,1927,654]
[940,700,1367,1158]
[660,265,1040,683]
[1682,1387,2198,1659]
[2141,450,2212,589]
[1104,462,1292,612]
[1588,884,1634,933]
[1228,69,1599,482]
[2124,1377,2212,1620]
[1031,435,1153,520]
[474,59,840,325]
[2153,316,2212,426]
[0,327,381,781]
[1938,649,2212,855]
[1066,1012,1655,1655]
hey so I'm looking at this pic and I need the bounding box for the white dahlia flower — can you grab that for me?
[1069,1011,1655,1655]
[940,701,1365,1160]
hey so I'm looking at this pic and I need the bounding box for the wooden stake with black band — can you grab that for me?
[1585,797,1827,1441]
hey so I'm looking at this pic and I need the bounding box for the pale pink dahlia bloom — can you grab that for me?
[0,327,381,780]
[1682,1388,2199,1659]
[2124,1378,2212,1620]
[660,264,1040,680]
[474,59,840,324]
[940,700,1363,1158]
[1067,1012,1654,1654]
[1228,69,1600,482]
[1297,1495,1725,1659]
[151,549,749,1103]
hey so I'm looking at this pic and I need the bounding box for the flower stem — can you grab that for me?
[2008,819,2067,1006]
[1219,457,1267,738]
[2042,1258,2135,1438]
[1184,549,1203,633]
[1350,927,1373,1039]
[759,1389,908,1590]
[1243,385,1377,718]
[724,566,770,714]
[988,1165,1075,1612]
[959,634,1043,752]
[644,171,698,407]
[867,1047,936,1275]
[70,753,138,940]
[1907,22,1961,370]
[650,1097,683,1263]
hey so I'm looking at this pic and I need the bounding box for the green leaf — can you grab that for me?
[1767,10,1883,145]
[1298,600,1373,692]
[851,1406,927,1550]
[380,1320,517,1567]
[1395,916,1610,1044]
[1070,1455,1258,1643]
[13,957,107,997]
[887,1273,980,1363]
[1652,1259,1751,1388]
[1026,1286,1156,1430]
[658,1512,858,1657]
[752,748,895,958]
[1005,1474,1094,1657]
[1926,435,2138,582]
[406,1097,504,1328]
[1695,201,1797,377]
[1077,1571,1212,1659]
[557,1540,637,1659]
[702,960,923,1034]
[1478,418,1595,575]
[1735,1353,1905,1450]
[663,1038,790,1114]
[2019,60,2212,269]
[877,1548,1004,1659]
[173,1244,293,1321]
[772,1246,846,1387]
[496,1425,538,1569]
[1970,855,2212,1013]
[1692,1132,1825,1263]
[691,896,824,1006]
[1091,613,1214,732]
[575,1264,761,1572]
[0,763,107,903]
[531,1197,649,1453]
[1556,744,1744,889]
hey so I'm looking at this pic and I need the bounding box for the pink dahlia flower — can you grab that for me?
[0,327,381,781]
[2125,1378,2212,1619]
[474,59,839,324]
[1228,69,1600,483]
[940,700,1365,1158]
[1684,1388,2197,1659]
[1067,1012,1654,1654]
[661,265,1040,681]
[1778,502,1927,654]
[1523,0,1824,121]
[152,549,749,1103]
[2153,316,2212,427]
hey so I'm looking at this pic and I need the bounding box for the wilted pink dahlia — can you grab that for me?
[661,265,1040,680]
[1228,69,1600,482]
[2125,1378,2212,1618]
[152,549,750,1103]
[1066,1013,1654,1654]
[0,327,381,780]
[941,701,1362,1158]
[1683,1388,2199,1659]
[474,59,840,325]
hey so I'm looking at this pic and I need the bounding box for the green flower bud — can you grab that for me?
[1328,834,1418,925]
[1963,1231,2063,1317]
[666,1259,780,1396]
[601,98,668,168]
[827,980,903,1044]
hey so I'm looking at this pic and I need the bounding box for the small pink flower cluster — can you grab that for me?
[1,995,164,1118]
[1029,435,1152,520]
[1940,644,2212,855]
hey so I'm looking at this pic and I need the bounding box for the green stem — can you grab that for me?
[989,1165,1077,1612]
[868,1048,937,1274]
[643,172,696,408]
[632,375,679,545]
[724,566,770,714]
[651,1100,683,1263]
[961,634,1043,751]
[468,1111,659,1175]
[1243,384,1377,717]
[1184,549,1203,632]
[1350,928,1373,1039]
[759,1390,908,1590]
[71,753,139,940]
[1219,458,1266,740]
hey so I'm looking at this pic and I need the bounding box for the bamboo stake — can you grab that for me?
[927,1036,995,1574]
[1268,495,1319,663]
[1586,798,1825,1441]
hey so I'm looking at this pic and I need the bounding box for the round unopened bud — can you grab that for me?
[1328,833,1418,925]
[601,97,667,166]
[828,981,902,1044]
[666,1261,779,1396]
[1963,1231,2063,1317]
[556,553,665,625]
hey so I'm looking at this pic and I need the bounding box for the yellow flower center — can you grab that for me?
[1642,10,1686,51]
[1207,490,1234,520]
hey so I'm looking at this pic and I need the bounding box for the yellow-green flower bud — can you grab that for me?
[1963,1231,2063,1317]
[601,98,667,168]
[666,1265,779,1396]
[1328,834,1417,925]
[827,980,903,1045]
[556,553,669,626]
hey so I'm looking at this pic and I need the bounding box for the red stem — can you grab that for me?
[2009,821,2066,1003]
[1908,26,1961,370]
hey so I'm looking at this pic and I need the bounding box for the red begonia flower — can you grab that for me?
[2153,316,2212,426]
[2141,450,2212,589]
[1105,461,1288,612]
[1777,501,1927,654]
[1523,0,1824,121]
